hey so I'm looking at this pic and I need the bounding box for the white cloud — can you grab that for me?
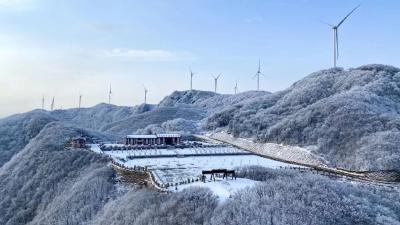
[0,0,34,10]
[98,48,195,61]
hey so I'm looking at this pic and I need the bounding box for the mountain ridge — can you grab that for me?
[206,64,400,171]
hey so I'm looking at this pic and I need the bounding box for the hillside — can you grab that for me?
[100,106,207,135]
[0,110,56,167]
[160,90,269,113]
[159,90,218,107]
[0,122,115,225]
[206,64,400,171]
[49,103,138,131]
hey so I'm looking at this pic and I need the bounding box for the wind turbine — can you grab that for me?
[51,97,54,111]
[323,5,360,68]
[143,85,148,104]
[41,95,45,110]
[78,93,82,108]
[108,84,112,104]
[234,81,239,95]
[189,68,195,91]
[253,59,264,91]
[212,73,222,93]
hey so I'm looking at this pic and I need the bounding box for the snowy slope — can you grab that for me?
[0,122,115,225]
[170,178,258,202]
[159,90,217,107]
[206,65,400,171]
[159,90,270,113]
[209,132,326,167]
[0,110,56,167]
[100,106,206,134]
[50,103,138,131]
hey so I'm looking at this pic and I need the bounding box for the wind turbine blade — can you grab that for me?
[337,4,360,27]
[319,20,334,27]
[217,73,221,79]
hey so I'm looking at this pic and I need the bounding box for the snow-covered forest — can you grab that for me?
[1,122,399,225]
[0,64,400,224]
[206,65,400,171]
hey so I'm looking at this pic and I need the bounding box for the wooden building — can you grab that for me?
[71,137,86,148]
[125,134,181,146]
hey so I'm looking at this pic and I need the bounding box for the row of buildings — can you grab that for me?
[125,134,181,145]
[71,133,182,148]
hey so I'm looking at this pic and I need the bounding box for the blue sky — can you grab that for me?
[0,0,399,117]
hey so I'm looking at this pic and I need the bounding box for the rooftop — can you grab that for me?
[126,135,157,139]
[156,133,181,138]
[126,134,181,138]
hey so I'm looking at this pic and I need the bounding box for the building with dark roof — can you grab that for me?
[125,134,181,146]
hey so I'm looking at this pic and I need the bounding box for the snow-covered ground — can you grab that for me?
[92,142,290,200]
[169,178,258,202]
[102,146,250,158]
[125,154,290,184]
[89,143,296,186]
[88,144,102,153]
[208,132,326,167]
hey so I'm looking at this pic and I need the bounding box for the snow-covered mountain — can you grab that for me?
[206,64,400,171]
[0,122,115,225]
[1,65,399,171]
[0,110,56,167]
[0,64,400,224]
[1,64,399,171]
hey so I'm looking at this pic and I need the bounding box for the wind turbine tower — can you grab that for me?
[41,95,45,110]
[212,73,221,93]
[79,93,82,108]
[51,97,54,111]
[108,85,112,104]
[323,5,360,67]
[253,59,264,91]
[190,69,195,91]
[234,81,239,95]
[143,86,148,104]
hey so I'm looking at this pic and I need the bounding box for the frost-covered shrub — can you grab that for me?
[210,166,400,225]
[93,167,400,225]
[159,90,217,107]
[136,119,200,135]
[93,187,218,225]
[101,106,206,135]
[162,118,199,134]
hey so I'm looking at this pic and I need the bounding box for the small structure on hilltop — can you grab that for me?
[125,134,181,146]
[201,169,236,182]
[70,137,86,148]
